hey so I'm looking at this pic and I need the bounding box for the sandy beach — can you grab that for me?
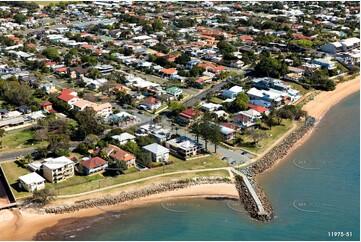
[0,183,238,241]
[260,75,360,173]
[303,76,360,119]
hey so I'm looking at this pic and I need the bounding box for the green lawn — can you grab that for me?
[209,97,224,104]
[51,155,229,196]
[237,119,295,154]
[1,161,31,198]
[0,129,48,152]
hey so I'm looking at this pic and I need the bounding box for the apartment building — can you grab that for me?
[42,156,74,183]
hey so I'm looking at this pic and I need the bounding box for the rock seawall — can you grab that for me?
[43,177,231,214]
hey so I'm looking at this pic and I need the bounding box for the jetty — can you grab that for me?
[230,168,268,216]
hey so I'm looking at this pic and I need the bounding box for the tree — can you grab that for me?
[106,160,128,176]
[87,68,101,79]
[14,13,27,24]
[47,133,70,154]
[254,56,289,78]
[137,151,152,168]
[190,121,202,143]
[31,188,55,205]
[209,124,223,153]
[42,48,59,60]
[136,135,156,147]
[121,141,141,155]
[84,134,99,145]
[0,128,5,138]
[116,92,132,105]
[175,53,191,65]
[2,82,33,106]
[169,101,186,114]
[152,20,164,31]
[75,107,104,138]
[217,40,236,55]
[232,93,249,112]
[245,128,267,146]
[33,128,48,142]
[76,142,89,155]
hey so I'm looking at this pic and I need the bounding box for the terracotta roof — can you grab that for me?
[247,104,269,113]
[58,93,77,102]
[103,144,135,162]
[142,96,160,105]
[55,67,67,72]
[180,108,200,119]
[61,89,76,95]
[160,68,176,75]
[233,113,251,123]
[40,101,52,107]
[293,33,312,40]
[240,35,253,41]
[80,157,107,170]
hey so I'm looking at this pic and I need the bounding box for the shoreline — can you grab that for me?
[260,75,360,174]
[0,76,359,240]
[0,183,238,241]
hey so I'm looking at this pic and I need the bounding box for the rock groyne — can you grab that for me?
[236,118,315,222]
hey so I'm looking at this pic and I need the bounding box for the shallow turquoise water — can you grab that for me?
[44,92,360,241]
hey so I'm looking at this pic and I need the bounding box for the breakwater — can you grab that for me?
[236,118,315,221]
[43,177,231,214]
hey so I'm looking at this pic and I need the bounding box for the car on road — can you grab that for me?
[222,157,228,161]
[231,160,237,165]
[138,111,144,114]
[241,151,248,155]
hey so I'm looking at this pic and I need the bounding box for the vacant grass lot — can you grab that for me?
[0,129,47,151]
[238,119,295,154]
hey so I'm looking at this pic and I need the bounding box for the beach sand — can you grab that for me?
[259,75,360,173]
[303,76,360,119]
[0,183,238,241]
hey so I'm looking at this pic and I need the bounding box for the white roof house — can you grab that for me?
[112,132,136,145]
[19,172,45,192]
[142,143,170,162]
[201,102,223,112]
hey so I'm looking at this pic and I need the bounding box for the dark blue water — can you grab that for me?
[44,92,360,241]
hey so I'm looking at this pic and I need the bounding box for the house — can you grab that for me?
[222,85,243,99]
[321,37,360,54]
[177,108,202,126]
[111,132,136,145]
[112,84,131,94]
[42,156,74,183]
[140,96,161,110]
[232,109,261,128]
[40,83,57,94]
[58,89,79,108]
[68,66,88,79]
[18,105,31,114]
[201,102,222,112]
[142,143,169,162]
[18,172,45,192]
[40,101,53,112]
[160,68,177,77]
[80,157,108,175]
[247,103,269,114]
[219,124,236,140]
[165,136,201,159]
[166,86,182,98]
[102,144,136,168]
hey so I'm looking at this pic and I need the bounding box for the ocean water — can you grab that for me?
[38,92,360,241]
